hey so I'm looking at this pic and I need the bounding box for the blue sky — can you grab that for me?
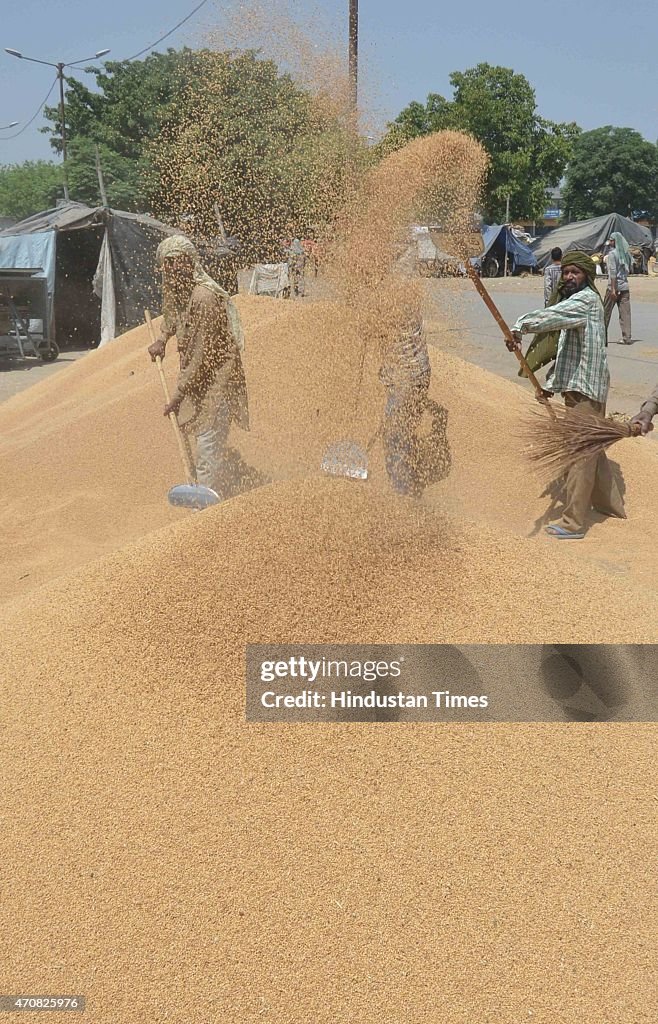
[1,0,656,164]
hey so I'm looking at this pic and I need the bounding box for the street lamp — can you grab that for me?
[0,121,19,130]
[5,47,110,201]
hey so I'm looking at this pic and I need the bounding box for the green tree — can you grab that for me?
[382,64,580,221]
[0,160,63,220]
[563,127,658,219]
[65,138,143,209]
[42,48,360,253]
[43,49,189,210]
[148,50,361,257]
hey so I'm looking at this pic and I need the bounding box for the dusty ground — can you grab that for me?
[0,347,88,403]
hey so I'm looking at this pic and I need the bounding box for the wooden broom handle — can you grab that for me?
[145,309,196,484]
[465,262,554,410]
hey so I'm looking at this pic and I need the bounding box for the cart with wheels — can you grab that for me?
[0,268,57,362]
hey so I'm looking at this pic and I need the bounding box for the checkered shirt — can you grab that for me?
[512,287,609,403]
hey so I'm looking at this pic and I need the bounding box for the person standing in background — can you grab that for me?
[544,247,563,305]
[286,236,307,299]
[604,233,633,345]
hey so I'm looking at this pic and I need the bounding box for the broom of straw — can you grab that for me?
[523,405,642,481]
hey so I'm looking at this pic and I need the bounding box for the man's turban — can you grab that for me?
[561,250,597,284]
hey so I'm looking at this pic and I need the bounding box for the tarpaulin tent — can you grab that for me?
[0,202,179,348]
[531,214,654,271]
[479,224,538,276]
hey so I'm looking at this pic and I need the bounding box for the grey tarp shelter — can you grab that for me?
[531,214,654,271]
[0,202,180,348]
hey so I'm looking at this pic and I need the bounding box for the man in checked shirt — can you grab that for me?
[508,251,625,539]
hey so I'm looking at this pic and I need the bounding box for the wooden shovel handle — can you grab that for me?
[465,262,554,412]
[144,309,196,483]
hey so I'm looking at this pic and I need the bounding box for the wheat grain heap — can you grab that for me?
[1,130,657,1023]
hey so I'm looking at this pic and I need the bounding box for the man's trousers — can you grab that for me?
[603,288,631,344]
[557,391,625,534]
[184,394,235,500]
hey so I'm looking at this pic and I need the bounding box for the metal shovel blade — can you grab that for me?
[320,441,369,480]
[168,484,221,509]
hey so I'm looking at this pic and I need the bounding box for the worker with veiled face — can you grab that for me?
[508,251,624,539]
[380,313,432,497]
[148,235,249,500]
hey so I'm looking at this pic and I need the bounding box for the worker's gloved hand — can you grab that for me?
[163,396,182,418]
[506,330,522,353]
[629,412,654,436]
[148,336,167,362]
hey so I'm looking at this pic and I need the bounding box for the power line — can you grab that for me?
[124,0,210,62]
[2,76,58,139]
[2,0,210,145]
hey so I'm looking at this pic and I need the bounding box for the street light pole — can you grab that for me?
[348,0,358,113]
[5,47,110,203]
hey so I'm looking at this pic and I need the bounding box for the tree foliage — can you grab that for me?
[0,160,62,220]
[382,64,580,221]
[563,127,658,219]
[42,50,188,210]
[149,49,360,256]
[39,48,360,254]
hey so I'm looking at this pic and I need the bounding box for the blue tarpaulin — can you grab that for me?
[481,224,537,274]
[0,231,55,323]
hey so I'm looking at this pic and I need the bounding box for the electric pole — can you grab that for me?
[6,47,110,203]
[349,0,358,113]
[56,64,69,200]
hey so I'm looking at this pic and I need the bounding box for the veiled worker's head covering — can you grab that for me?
[609,232,633,271]
[155,234,244,351]
[156,234,230,301]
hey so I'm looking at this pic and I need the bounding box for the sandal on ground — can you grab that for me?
[545,525,585,539]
